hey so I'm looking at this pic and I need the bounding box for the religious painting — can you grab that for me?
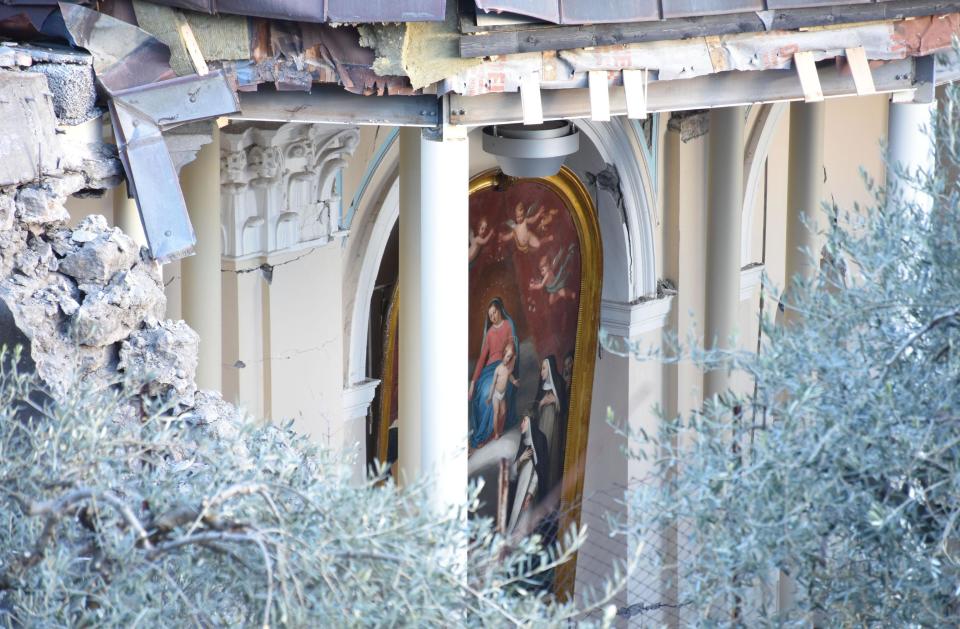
[373,166,600,594]
[466,167,600,593]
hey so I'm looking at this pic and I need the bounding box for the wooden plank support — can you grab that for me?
[520,72,544,125]
[793,51,824,102]
[173,11,209,76]
[449,56,933,126]
[459,0,960,57]
[845,46,876,95]
[622,69,649,120]
[588,70,611,121]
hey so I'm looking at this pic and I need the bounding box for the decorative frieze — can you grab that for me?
[220,123,360,259]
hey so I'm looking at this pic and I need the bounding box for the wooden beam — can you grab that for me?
[588,70,610,121]
[173,11,209,76]
[845,46,876,95]
[793,51,824,102]
[520,72,543,125]
[622,69,648,119]
[459,0,960,58]
[450,57,919,126]
[231,86,440,127]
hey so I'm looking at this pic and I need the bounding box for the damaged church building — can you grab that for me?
[0,0,955,622]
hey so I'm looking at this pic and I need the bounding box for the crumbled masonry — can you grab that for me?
[0,48,244,428]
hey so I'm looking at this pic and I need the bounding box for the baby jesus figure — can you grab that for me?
[529,244,578,304]
[488,341,519,440]
[500,202,554,253]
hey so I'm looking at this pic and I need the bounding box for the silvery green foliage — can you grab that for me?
[622,89,960,626]
[0,354,620,627]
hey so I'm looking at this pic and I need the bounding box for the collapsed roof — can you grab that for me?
[1,0,958,260]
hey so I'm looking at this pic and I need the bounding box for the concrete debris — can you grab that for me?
[14,174,87,228]
[0,193,14,232]
[15,184,70,227]
[119,320,199,406]
[0,224,28,279]
[0,72,61,187]
[0,44,249,445]
[0,269,113,396]
[58,215,140,285]
[27,62,100,125]
[71,260,166,347]
[181,390,244,441]
[57,121,125,192]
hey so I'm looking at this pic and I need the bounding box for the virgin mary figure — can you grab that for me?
[536,355,567,494]
[469,298,519,448]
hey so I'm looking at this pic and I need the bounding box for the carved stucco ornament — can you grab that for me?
[220,123,360,259]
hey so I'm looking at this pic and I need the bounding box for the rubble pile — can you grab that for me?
[0,46,239,427]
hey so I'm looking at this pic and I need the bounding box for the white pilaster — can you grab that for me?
[180,123,223,391]
[398,126,469,516]
[887,100,936,212]
[704,106,745,399]
[785,101,825,290]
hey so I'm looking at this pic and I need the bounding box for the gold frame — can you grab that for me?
[377,284,400,466]
[375,166,602,597]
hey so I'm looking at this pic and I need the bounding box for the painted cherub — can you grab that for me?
[536,206,559,232]
[499,202,554,253]
[469,217,493,263]
[488,340,519,440]
[529,244,578,304]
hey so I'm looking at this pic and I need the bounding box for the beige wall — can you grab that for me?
[263,245,345,445]
[57,95,895,613]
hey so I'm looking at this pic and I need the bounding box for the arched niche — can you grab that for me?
[741,103,788,267]
[342,119,660,466]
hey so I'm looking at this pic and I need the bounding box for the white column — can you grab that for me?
[398,128,423,483]
[180,124,223,391]
[783,101,825,323]
[704,106,745,399]
[887,100,936,212]
[397,126,469,515]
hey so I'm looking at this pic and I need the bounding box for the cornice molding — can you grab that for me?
[740,263,765,302]
[600,295,674,339]
[342,378,380,421]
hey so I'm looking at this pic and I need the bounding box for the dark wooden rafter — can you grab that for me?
[460,0,960,58]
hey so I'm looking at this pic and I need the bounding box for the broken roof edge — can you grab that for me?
[441,14,960,97]
[448,53,958,126]
[124,0,447,25]
[461,0,960,57]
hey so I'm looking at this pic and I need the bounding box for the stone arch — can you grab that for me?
[343,161,399,388]
[573,118,658,301]
[342,117,660,391]
[741,102,788,267]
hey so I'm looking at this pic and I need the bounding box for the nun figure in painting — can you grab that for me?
[469,298,519,448]
[508,411,549,537]
[536,355,567,494]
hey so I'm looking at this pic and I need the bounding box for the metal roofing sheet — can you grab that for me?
[156,0,447,23]
[473,0,931,24]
